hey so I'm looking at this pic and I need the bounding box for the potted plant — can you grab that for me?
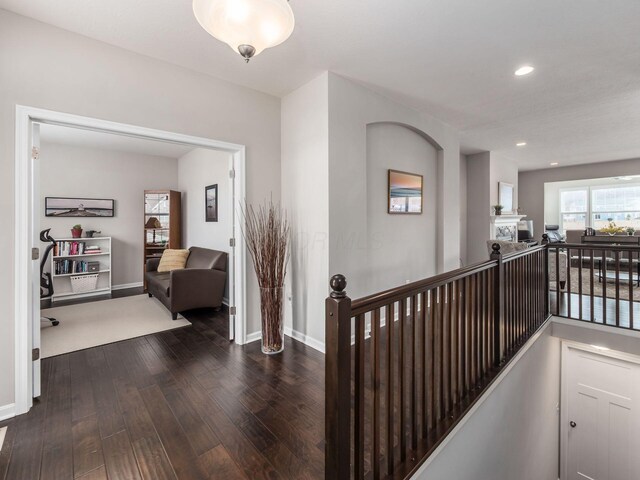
[71,224,83,238]
[242,199,290,354]
[493,204,504,216]
[600,221,625,236]
[627,227,636,236]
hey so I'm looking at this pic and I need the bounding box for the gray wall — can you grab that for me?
[0,9,280,409]
[366,123,438,294]
[40,142,179,287]
[519,157,640,239]
[177,148,232,301]
[414,325,561,480]
[459,154,468,265]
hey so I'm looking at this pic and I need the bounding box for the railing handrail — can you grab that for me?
[547,242,640,251]
[351,244,547,316]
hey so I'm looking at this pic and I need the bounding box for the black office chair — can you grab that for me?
[40,229,59,326]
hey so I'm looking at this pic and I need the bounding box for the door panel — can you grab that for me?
[565,347,639,480]
[31,122,41,398]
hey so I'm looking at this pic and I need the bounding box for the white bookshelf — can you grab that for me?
[51,237,112,302]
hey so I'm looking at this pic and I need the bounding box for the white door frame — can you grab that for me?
[560,341,640,479]
[14,105,247,415]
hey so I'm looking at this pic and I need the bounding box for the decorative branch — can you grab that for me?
[241,198,290,353]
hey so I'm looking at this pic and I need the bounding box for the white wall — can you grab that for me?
[519,157,640,238]
[459,154,468,265]
[327,73,462,302]
[281,73,330,349]
[0,9,280,409]
[414,325,561,480]
[465,152,520,264]
[40,142,179,287]
[178,148,232,301]
[366,123,438,293]
[466,152,491,264]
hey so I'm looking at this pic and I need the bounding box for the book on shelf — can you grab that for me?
[54,241,103,256]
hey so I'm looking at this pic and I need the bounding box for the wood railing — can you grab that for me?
[547,240,640,330]
[325,244,549,479]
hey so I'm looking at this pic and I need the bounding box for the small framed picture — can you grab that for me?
[499,182,514,213]
[388,169,423,214]
[45,197,115,217]
[205,184,218,222]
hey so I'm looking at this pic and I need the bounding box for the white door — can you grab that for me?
[563,345,640,480]
[31,122,42,398]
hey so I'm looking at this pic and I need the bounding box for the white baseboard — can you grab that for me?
[245,331,262,344]
[284,327,325,353]
[244,328,325,353]
[0,426,6,451]
[0,403,15,421]
[112,282,143,291]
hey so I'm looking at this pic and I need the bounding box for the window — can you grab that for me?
[560,189,587,232]
[558,183,640,233]
[591,185,640,230]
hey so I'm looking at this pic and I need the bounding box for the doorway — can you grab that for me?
[561,342,640,479]
[14,105,247,416]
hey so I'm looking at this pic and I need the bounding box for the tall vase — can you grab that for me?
[260,286,284,354]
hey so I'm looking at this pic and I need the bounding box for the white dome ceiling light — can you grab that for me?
[514,65,535,76]
[193,0,295,63]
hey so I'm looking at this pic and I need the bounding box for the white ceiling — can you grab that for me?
[4,0,640,170]
[40,123,194,159]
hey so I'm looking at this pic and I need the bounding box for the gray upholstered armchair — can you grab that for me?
[145,247,227,319]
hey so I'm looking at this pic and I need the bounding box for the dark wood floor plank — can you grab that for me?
[3,308,323,480]
[72,416,105,478]
[102,430,142,480]
[76,465,108,480]
[85,348,126,439]
[130,435,177,480]
[40,357,73,480]
[69,351,98,422]
[139,385,208,480]
[198,445,248,480]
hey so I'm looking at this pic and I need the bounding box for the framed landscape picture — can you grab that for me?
[205,184,218,222]
[45,197,114,217]
[388,169,423,214]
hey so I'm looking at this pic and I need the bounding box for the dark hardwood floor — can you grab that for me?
[0,309,325,480]
[550,291,640,329]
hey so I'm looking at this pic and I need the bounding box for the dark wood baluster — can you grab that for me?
[355,314,365,479]
[481,270,488,376]
[386,303,394,475]
[451,281,459,407]
[590,249,595,322]
[440,286,447,418]
[419,291,427,439]
[462,279,469,398]
[411,294,418,450]
[578,249,583,320]
[471,275,478,386]
[602,249,608,325]
[555,247,561,317]
[428,290,436,432]
[399,298,406,461]
[629,250,635,330]
[371,308,381,479]
[566,247,572,319]
[615,251,620,327]
[443,285,450,415]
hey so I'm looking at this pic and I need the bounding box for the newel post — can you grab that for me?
[490,243,504,365]
[325,274,351,480]
[541,234,550,317]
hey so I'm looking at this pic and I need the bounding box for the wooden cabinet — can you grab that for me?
[144,190,181,289]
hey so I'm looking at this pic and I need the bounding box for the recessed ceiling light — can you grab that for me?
[515,65,535,76]
[516,142,527,147]
[550,162,559,166]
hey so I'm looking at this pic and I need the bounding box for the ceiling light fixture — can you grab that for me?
[193,0,295,63]
[550,162,559,166]
[516,142,527,147]
[515,65,535,76]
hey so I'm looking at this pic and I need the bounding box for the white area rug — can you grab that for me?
[41,295,190,358]
[0,427,6,452]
